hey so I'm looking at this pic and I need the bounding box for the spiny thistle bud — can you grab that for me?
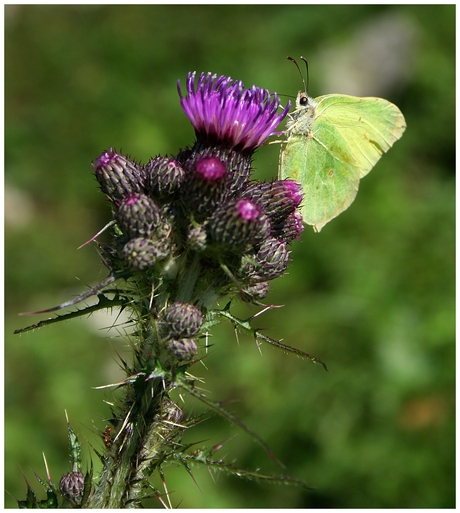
[187,225,208,252]
[240,237,291,281]
[122,237,171,271]
[180,156,229,219]
[271,211,305,242]
[59,471,85,506]
[240,281,270,301]
[93,149,146,203]
[115,194,163,239]
[166,338,198,361]
[207,198,270,251]
[243,180,303,225]
[146,156,186,198]
[160,301,204,339]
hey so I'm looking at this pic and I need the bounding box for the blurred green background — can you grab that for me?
[5,5,454,508]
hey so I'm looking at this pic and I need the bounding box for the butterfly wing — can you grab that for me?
[280,94,406,232]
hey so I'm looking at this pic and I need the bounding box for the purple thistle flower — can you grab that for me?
[177,72,290,151]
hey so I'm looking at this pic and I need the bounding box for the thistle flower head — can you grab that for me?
[178,72,290,151]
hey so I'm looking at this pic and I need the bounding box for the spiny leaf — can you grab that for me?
[14,292,127,334]
[176,378,285,469]
[18,274,120,316]
[180,452,313,489]
[214,305,328,371]
[255,331,328,371]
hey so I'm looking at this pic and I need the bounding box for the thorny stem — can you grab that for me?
[88,383,169,507]
[87,279,176,508]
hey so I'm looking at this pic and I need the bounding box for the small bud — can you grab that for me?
[116,194,163,239]
[146,156,186,198]
[187,225,208,252]
[166,338,198,361]
[240,237,290,281]
[207,198,270,251]
[122,237,171,271]
[240,281,270,301]
[181,156,229,219]
[272,211,305,242]
[93,149,146,203]
[243,180,303,225]
[160,301,203,339]
[59,471,85,506]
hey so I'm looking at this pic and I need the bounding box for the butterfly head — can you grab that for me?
[296,91,315,110]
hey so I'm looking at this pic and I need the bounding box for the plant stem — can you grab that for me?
[87,279,177,508]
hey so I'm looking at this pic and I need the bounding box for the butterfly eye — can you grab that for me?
[299,95,309,106]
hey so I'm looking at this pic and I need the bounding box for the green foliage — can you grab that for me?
[6,4,454,508]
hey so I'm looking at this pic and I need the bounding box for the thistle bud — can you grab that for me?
[59,471,85,506]
[271,211,305,242]
[160,302,203,339]
[240,237,290,281]
[240,281,270,301]
[187,225,208,252]
[146,156,186,198]
[116,194,163,239]
[207,198,270,251]
[166,338,198,361]
[122,237,171,271]
[93,149,146,203]
[243,180,303,225]
[181,156,228,219]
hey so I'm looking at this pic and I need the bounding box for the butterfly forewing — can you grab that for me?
[313,94,406,178]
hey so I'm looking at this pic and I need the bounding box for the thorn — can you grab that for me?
[113,403,134,444]
[159,467,173,509]
[77,221,115,249]
[251,303,283,320]
[42,453,52,483]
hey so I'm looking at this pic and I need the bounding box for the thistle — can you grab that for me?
[15,71,326,508]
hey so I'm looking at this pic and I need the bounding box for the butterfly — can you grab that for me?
[279,57,406,232]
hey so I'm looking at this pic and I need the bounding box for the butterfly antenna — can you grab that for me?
[300,56,310,94]
[287,56,307,94]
